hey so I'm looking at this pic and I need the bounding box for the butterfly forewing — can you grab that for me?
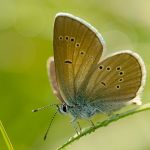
[53,13,104,105]
[83,52,144,103]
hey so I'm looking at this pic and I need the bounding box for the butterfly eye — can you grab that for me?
[65,36,69,41]
[99,65,103,70]
[116,66,121,71]
[106,67,111,71]
[75,43,80,47]
[116,85,120,89]
[58,36,63,40]
[62,105,67,112]
[119,71,124,76]
[59,104,68,114]
[70,37,75,42]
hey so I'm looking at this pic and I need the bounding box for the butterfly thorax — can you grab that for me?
[59,102,97,120]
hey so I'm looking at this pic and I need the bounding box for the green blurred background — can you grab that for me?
[0,0,150,150]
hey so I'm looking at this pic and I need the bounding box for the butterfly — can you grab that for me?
[34,13,146,138]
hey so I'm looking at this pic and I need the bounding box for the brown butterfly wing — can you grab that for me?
[80,51,145,105]
[53,13,104,105]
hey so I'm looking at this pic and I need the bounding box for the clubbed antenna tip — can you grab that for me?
[32,109,38,112]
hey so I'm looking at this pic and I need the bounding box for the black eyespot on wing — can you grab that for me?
[64,60,72,64]
[101,82,106,86]
[80,51,85,55]
[70,37,75,42]
[59,36,63,40]
[65,36,69,40]
[99,65,103,70]
[106,67,111,71]
[119,78,123,82]
[119,71,124,76]
[116,66,121,71]
[116,85,120,89]
[76,43,80,47]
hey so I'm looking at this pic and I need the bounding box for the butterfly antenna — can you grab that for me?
[32,104,58,112]
[44,110,58,140]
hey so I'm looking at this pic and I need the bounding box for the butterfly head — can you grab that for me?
[58,103,69,114]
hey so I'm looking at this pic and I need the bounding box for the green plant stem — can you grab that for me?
[57,103,150,150]
[0,120,14,150]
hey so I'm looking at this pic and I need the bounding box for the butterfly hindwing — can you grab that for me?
[82,51,145,104]
[47,57,64,102]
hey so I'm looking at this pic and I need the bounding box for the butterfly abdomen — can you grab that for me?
[90,101,126,114]
[68,102,97,119]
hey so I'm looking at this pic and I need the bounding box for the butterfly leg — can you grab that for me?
[72,123,79,135]
[70,118,81,135]
[88,119,95,128]
[77,121,82,134]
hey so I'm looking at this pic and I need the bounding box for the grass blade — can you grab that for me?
[0,120,14,150]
